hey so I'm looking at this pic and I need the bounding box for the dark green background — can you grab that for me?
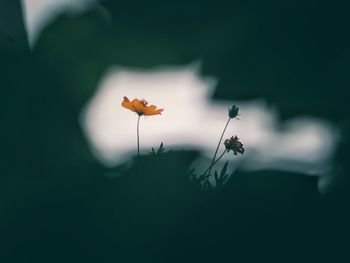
[1,0,349,262]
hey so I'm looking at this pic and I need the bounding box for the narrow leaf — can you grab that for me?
[214,170,219,183]
[220,161,228,179]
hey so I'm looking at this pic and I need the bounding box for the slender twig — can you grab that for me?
[137,115,141,157]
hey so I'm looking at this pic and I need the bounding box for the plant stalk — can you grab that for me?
[208,117,231,174]
[137,115,141,157]
[199,149,227,181]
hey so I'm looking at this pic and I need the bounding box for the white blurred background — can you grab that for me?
[80,65,338,176]
[21,0,339,191]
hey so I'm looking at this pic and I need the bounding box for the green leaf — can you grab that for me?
[220,161,228,179]
[214,170,219,183]
[157,142,164,154]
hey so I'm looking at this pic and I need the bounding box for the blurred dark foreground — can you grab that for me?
[1,0,350,262]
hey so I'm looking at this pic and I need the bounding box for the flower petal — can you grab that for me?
[121,96,136,112]
[122,97,163,116]
[131,99,144,114]
[144,105,164,115]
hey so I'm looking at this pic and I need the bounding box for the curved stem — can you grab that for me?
[208,117,231,174]
[199,149,227,181]
[137,115,141,157]
[211,118,230,164]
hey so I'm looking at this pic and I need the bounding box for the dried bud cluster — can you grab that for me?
[224,136,244,155]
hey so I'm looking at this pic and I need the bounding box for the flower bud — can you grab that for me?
[228,105,239,119]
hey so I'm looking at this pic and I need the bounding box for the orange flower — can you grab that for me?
[122,96,164,116]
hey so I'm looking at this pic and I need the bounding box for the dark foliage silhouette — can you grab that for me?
[1,0,350,262]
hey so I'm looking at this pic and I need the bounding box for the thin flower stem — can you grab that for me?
[209,117,231,174]
[199,149,227,181]
[137,115,141,157]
